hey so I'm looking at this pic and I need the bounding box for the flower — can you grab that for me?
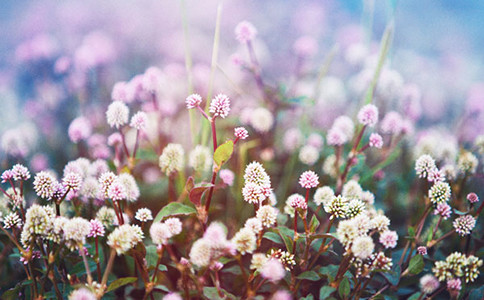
[287,194,307,210]
[371,215,390,232]
[163,293,183,300]
[298,145,319,165]
[107,180,127,201]
[333,116,355,140]
[260,259,285,282]
[63,217,91,249]
[244,161,271,187]
[242,182,266,204]
[164,218,182,236]
[256,205,278,228]
[249,107,274,133]
[135,208,153,223]
[63,172,83,192]
[427,168,445,183]
[185,94,202,109]
[117,173,140,202]
[111,81,135,103]
[159,144,185,175]
[420,274,439,294]
[351,236,374,259]
[33,171,57,200]
[417,246,428,255]
[98,172,117,198]
[428,181,451,204]
[188,145,212,173]
[379,230,398,249]
[467,192,479,204]
[88,219,105,237]
[209,94,230,118]
[324,195,349,219]
[68,117,92,143]
[346,199,366,218]
[380,111,403,135]
[235,21,257,43]
[234,127,249,140]
[3,212,22,229]
[415,154,436,178]
[369,133,383,148]
[313,186,334,206]
[293,36,317,57]
[150,222,172,245]
[453,215,476,236]
[336,219,359,247]
[1,170,14,182]
[96,207,116,227]
[298,171,319,189]
[327,127,348,146]
[68,288,96,300]
[447,278,461,291]
[457,151,478,174]
[219,169,235,186]
[250,253,268,270]
[244,218,263,233]
[11,164,31,181]
[231,227,256,254]
[357,104,379,126]
[434,203,452,219]
[189,238,213,267]
[342,180,363,199]
[107,224,143,255]
[130,111,148,131]
[106,101,129,128]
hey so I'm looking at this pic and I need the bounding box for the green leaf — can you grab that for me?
[382,264,401,286]
[408,255,424,275]
[213,140,234,167]
[277,228,293,253]
[263,231,283,244]
[319,265,339,282]
[408,226,416,238]
[72,260,97,276]
[106,277,137,293]
[299,295,314,300]
[319,286,336,299]
[189,184,214,206]
[158,264,167,272]
[407,292,422,300]
[145,245,158,268]
[297,271,320,281]
[309,215,320,233]
[154,202,196,222]
[338,277,350,298]
[202,287,236,300]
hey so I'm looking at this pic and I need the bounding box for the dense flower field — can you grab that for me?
[0,1,483,299]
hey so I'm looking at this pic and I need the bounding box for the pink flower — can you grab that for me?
[369,133,383,148]
[88,219,105,237]
[427,168,445,183]
[261,259,285,282]
[358,104,379,127]
[293,36,318,57]
[209,94,230,118]
[111,81,135,103]
[186,94,202,109]
[234,127,249,140]
[299,171,319,189]
[235,21,257,43]
[467,192,479,204]
[1,170,14,183]
[327,127,348,146]
[107,133,123,146]
[130,111,148,131]
[434,203,452,220]
[68,117,92,143]
[381,111,403,135]
[288,194,307,210]
[417,246,427,255]
[108,181,127,201]
[447,278,461,291]
[219,169,235,186]
[379,230,398,248]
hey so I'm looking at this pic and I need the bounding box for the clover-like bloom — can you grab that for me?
[209,94,230,118]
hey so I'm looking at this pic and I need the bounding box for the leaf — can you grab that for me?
[469,286,484,300]
[319,265,339,282]
[381,264,401,286]
[71,260,97,276]
[319,286,336,299]
[408,226,416,238]
[145,245,158,268]
[309,215,320,233]
[263,231,283,244]
[297,271,320,281]
[408,255,424,275]
[407,292,422,300]
[185,176,195,193]
[202,287,236,300]
[153,202,196,222]
[277,228,293,253]
[106,277,137,293]
[189,184,214,206]
[213,140,234,167]
[299,295,314,300]
[158,264,167,272]
[338,277,350,298]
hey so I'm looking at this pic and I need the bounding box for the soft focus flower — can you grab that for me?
[63,217,91,249]
[333,116,355,140]
[260,259,285,282]
[88,219,105,238]
[68,288,96,300]
[250,107,274,133]
[327,127,348,146]
[447,278,462,291]
[381,111,403,135]
[427,168,445,183]
[163,293,183,300]
[209,94,230,118]
[159,144,185,175]
[111,81,135,103]
[379,230,398,249]
[189,145,212,173]
[467,192,479,204]
[298,170,319,189]
[313,186,335,206]
[417,246,428,255]
[165,218,182,236]
[299,145,319,165]
[186,94,202,109]
[68,117,92,143]
[293,36,317,57]
[457,151,478,174]
[108,224,143,255]
[135,208,153,223]
[357,104,379,127]
[150,222,172,245]
[369,133,383,148]
[351,235,374,259]
[434,203,452,219]
[219,169,235,186]
[234,127,249,140]
[106,101,129,128]
[244,217,263,234]
[250,253,268,270]
[342,180,363,199]
[256,205,278,227]
[453,215,476,236]
[189,239,212,267]
[130,111,148,131]
[420,274,439,294]
[1,170,14,183]
[231,227,256,254]
[235,21,257,43]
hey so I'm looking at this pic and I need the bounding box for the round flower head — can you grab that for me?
[324,195,349,219]
[293,35,317,57]
[250,107,274,133]
[244,161,271,187]
[1,169,14,182]
[118,173,140,202]
[107,132,122,146]
[130,111,148,131]
[428,181,451,204]
[189,145,212,173]
[434,202,452,219]
[150,222,172,245]
[467,192,479,204]
[203,222,228,248]
[342,180,363,199]
[250,253,268,270]
[351,235,374,259]
[287,194,307,210]
[244,217,263,234]
[346,199,366,218]
[98,171,117,198]
[242,182,266,204]
[107,224,144,255]
[447,278,461,292]
[327,127,348,146]
[107,180,127,201]
[142,67,164,93]
[260,259,285,282]
[231,227,256,254]
[185,94,202,109]
[256,205,278,228]
[68,116,92,143]
[313,186,334,206]
[234,127,249,140]
[219,169,235,186]
[357,104,379,127]
[235,21,257,43]
[3,212,22,229]
[283,128,303,152]
[159,143,185,175]
[189,238,213,267]
[209,94,230,119]
[417,246,428,255]
[111,81,135,103]
[299,145,319,165]
[135,208,153,223]
[427,168,445,183]
[453,215,476,236]
[420,274,439,294]
[380,111,403,135]
[96,207,116,227]
[62,172,83,192]
[88,219,105,237]
[457,151,478,174]
[164,218,182,236]
[69,288,96,300]
[415,154,436,178]
[336,218,359,247]
[33,171,57,200]
[63,217,91,249]
[299,170,319,189]
[333,116,355,140]
[371,214,390,232]
[369,133,383,148]
[11,164,31,181]
[163,292,183,300]
[106,101,129,128]
[379,230,398,249]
